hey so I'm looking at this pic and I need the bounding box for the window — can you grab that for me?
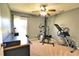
[14,15,28,45]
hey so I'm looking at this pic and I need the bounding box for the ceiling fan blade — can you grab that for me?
[32,10,39,12]
[48,9,56,12]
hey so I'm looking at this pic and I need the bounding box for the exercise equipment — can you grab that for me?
[39,25,52,42]
[54,24,77,53]
[38,16,53,45]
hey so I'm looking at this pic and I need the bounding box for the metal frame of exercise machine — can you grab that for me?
[38,16,54,46]
[54,24,77,53]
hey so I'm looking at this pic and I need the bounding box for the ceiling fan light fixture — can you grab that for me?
[40,11,47,16]
[40,6,45,11]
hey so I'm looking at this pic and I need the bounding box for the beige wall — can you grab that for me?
[27,16,44,39]
[0,4,3,56]
[0,3,11,42]
[0,4,3,43]
[0,3,11,56]
[48,8,79,47]
[47,16,56,38]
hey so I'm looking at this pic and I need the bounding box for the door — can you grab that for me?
[0,7,4,56]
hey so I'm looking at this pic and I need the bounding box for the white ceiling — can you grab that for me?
[8,3,79,16]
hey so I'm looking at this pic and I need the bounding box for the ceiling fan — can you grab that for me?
[31,4,59,16]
